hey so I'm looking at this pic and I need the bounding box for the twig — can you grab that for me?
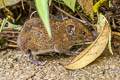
[16,13,22,22]
[4,38,17,44]
[76,9,94,27]
[4,31,19,34]
[30,11,37,19]
[7,44,17,48]
[53,4,87,24]
[1,30,20,34]
[112,31,120,36]
[21,0,25,10]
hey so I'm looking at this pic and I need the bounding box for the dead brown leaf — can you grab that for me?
[77,0,94,20]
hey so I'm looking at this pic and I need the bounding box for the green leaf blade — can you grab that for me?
[35,0,51,38]
[63,0,76,12]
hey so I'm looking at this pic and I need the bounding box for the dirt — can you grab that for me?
[0,49,120,80]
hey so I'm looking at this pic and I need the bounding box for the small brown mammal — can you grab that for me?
[17,18,93,64]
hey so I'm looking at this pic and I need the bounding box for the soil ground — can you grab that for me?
[0,49,120,80]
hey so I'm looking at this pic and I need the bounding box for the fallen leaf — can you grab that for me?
[93,0,107,13]
[108,23,114,55]
[4,21,22,30]
[0,0,21,8]
[0,18,22,31]
[64,13,110,70]
[77,0,94,20]
[96,12,113,55]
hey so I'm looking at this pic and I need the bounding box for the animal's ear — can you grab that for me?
[66,24,75,36]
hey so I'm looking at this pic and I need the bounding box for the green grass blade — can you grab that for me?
[0,37,3,45]
[35,0,51,38]
[63,0,76,12]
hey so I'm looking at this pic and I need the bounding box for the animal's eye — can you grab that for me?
[28,37,32,40]
[81,31,86,35]
[66,24,75,36]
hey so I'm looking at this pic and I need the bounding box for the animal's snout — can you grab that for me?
[85,35,94,42]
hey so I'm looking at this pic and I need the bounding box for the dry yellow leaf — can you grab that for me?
[108,24,114,55]
[64,14,110,70]
[93,0,107,13]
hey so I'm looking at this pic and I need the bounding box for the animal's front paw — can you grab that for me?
[28,50,46,66]
[30,59,46,66]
